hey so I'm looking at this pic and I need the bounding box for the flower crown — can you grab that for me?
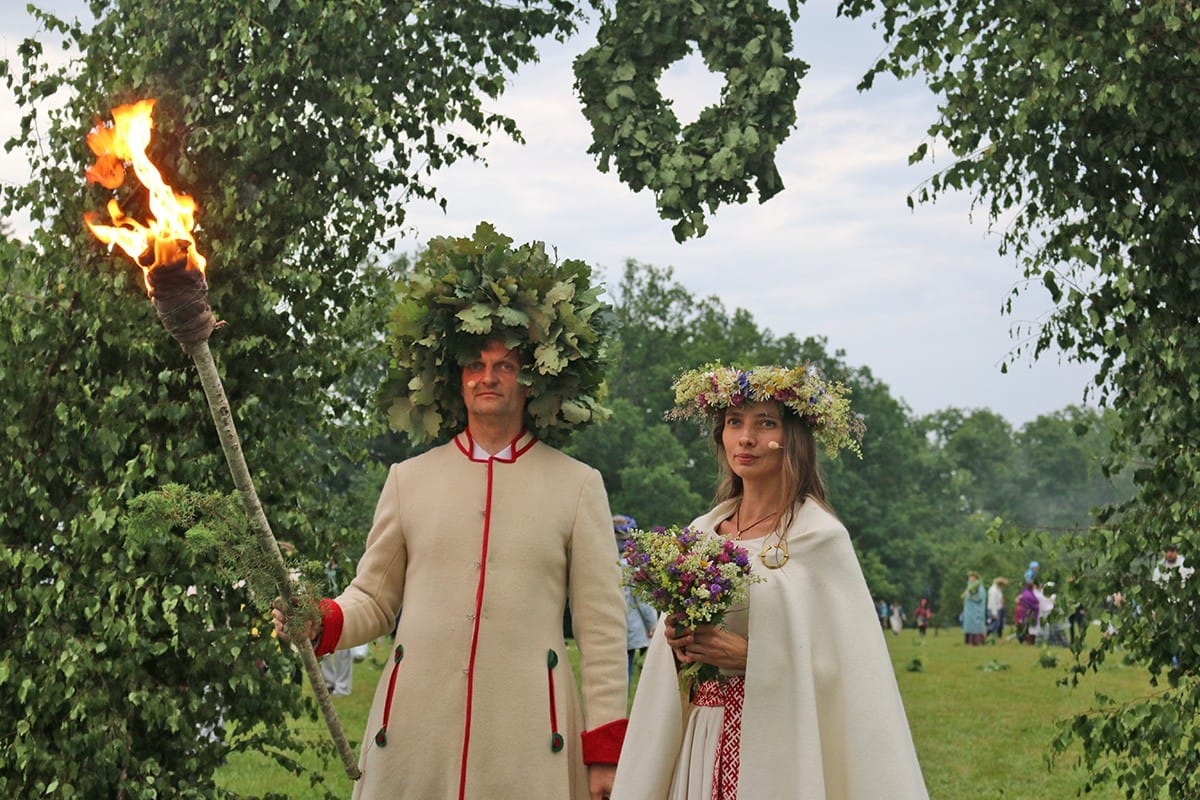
[378,222,616,446]
[666,362,865,458]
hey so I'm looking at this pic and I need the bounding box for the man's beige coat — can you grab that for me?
[322,432,628,799]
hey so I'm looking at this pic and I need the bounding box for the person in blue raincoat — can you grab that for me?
[961,571,987,645]
[614,514,658,682]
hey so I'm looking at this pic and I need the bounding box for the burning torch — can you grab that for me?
[84,99,361,781]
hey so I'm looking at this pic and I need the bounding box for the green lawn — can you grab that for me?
[890,629,1148,799]
[219,628,1153,798]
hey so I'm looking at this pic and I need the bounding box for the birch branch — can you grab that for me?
[184,339,361,781]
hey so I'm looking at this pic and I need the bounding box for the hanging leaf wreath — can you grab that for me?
[379,222,616,447]
[573,0,807,242]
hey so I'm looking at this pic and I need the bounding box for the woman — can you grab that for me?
[1015,581,1040,644]
[611,364,927,800]
[961,572,987,645]
[890,599,907,635]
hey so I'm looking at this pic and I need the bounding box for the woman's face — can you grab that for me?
[721,401,786,481]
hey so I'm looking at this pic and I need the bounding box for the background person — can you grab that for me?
[1015,581,1040,644]
[615,514,658,682]
[914,596,933,637]
[1152,543,1195,585]
[961,572,987,645]
[319,544,355,697]
[1035,582,1069,646]
[890,599,907,635]
[987,576,1008,638]
[612,364,927,799]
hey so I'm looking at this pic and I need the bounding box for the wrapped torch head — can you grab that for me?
[145,256,218,347]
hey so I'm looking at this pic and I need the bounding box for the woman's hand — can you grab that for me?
[664,613,695,664]
[665,614,748,672]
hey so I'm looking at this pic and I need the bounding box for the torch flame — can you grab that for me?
[84,99,207,290]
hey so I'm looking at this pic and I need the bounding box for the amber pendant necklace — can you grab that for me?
[733,507,777,540]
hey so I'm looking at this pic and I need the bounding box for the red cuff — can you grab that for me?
[313,598,343,657]
[581,718,628,765]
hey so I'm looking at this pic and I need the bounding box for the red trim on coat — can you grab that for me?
[450,428,540,798]
[314,598,343,657]
[455,429,538,463]
[377,644,405,746]
[581,718,628,765]
[458,454,496,800]
[508,433,537,461]
[546,653,561,748]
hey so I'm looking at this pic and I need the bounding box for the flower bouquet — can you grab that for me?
[622,525,762,688]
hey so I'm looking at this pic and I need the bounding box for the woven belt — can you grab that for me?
[691,676,745,799]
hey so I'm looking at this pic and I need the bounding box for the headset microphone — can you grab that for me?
[767,441,781,450]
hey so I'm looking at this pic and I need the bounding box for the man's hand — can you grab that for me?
[272,599,321,643]
[588,763,616,799]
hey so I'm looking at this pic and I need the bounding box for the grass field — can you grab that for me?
[219,627,1155,798]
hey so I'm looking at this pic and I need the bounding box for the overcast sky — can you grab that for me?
[2,1,1099,425]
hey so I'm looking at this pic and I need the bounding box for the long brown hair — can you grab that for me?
[711,404,829,530]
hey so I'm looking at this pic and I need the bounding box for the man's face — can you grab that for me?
[461,340,529,427]
[1165,548,1179,564]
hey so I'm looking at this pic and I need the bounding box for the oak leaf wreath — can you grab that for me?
[573,0,807,241]
[378,222,616,448]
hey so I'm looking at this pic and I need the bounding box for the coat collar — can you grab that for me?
[454,429,538,463]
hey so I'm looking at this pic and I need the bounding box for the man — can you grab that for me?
[275,226,628,799]
[1153,543,1194,585]
[987,576,1008,638]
